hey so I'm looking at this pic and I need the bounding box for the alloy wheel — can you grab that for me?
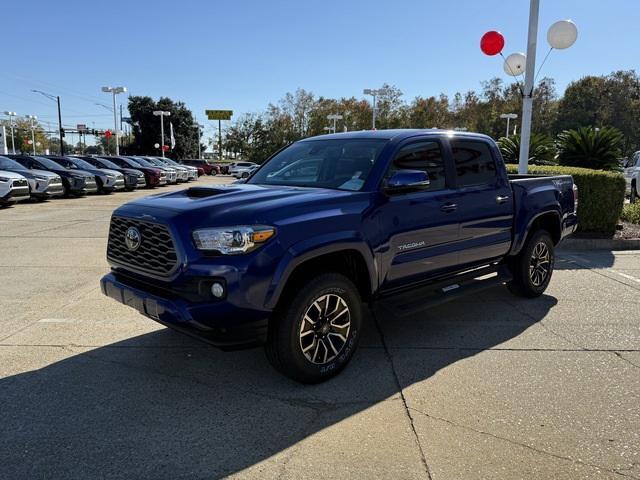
[299,293,351,365]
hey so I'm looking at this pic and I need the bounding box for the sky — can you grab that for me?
[1,0,639,146]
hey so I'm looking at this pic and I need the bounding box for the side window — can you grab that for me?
[387,141,446,191]
[451,140,497,187]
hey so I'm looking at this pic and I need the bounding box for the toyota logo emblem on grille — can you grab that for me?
[125,227,142,251]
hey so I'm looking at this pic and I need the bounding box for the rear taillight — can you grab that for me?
[573,184,578,213]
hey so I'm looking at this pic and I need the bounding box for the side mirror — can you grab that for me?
[385,170,430,192]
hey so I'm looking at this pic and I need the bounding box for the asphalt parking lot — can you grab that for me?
[1,176,639,480]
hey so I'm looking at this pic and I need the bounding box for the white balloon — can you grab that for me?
[503,52,526,76]
[547,20,578,49]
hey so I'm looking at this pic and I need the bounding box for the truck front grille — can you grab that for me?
[107,216,178,276]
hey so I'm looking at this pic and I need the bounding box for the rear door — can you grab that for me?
[377,138,461,289]
[447,138,514,266]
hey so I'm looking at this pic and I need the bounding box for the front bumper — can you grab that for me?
[1,184,30,203]
[100,272,269,349]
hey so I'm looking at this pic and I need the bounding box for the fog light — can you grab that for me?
[211,282,225,298]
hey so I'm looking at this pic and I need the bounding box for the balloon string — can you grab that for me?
[500,52,525,97]
[534,47,554,85]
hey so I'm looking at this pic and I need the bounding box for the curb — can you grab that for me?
[558,237,640,251]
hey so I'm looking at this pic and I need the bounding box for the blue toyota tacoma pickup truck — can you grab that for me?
[101,130,577,383]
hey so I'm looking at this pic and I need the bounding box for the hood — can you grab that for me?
[121,168,143,177]
[0,170,27,180]
[100,169,123,177]
[117,183,369,228]
[29,169,60,180]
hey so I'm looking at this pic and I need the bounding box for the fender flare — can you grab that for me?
[510,208,562,256]
[264,233,377,309]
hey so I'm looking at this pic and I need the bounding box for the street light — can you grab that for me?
[101,86,127,155]
[31,90,64,155]
[3,111,17,154]
[153,110,171,157]
[25,115,38,155]
[326,114,343,134]
[193,123,204,159]
[363,88,389,130]
[500,113,518,138]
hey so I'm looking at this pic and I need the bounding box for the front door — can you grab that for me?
[376,139,461,290]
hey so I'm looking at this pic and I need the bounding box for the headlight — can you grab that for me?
[192,226,276,254]
[35,175,49,181]
[71,174,85,180]
[0,177,10,182]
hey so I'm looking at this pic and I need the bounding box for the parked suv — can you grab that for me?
[78,156,146,191]
[101,130,577,383]
[624,152,640,202]
[106,157,166,188]
[9,155,97,196]
[230,161,258,178]
[0,156,64,200]
[47,156,124,193]
[0,170,30,205]
[129,156,177,184]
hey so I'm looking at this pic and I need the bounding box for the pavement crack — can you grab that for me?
[614,351,640,369]
[408,407,638,479]
[370,307,433,480]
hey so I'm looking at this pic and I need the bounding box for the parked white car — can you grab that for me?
[623,151,640,202]
[0,170,30,206]
[230,161,258,178]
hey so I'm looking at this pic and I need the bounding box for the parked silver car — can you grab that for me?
[0,170,30,205]
[0,156,63,200]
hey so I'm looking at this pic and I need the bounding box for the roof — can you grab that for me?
[299,128,493,143]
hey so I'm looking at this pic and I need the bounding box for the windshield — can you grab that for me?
[94,158,119,169]
[68,158,96,170]
[34,156,67,170]
[129,157,154,167]
[248,139,387,191]
[0,157,26,170]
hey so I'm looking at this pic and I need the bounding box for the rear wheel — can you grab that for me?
[507,229,555,298]
[265,273,362,383]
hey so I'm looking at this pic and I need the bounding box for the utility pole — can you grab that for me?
[153,110,171,157]
[101,86,127,155]
[518,0,540,174]
[31,90,65,155]
[3,111,17,154]
[218,119,222,160]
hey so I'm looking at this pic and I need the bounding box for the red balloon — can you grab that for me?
[480,30,505,56]
[104,130,112,138]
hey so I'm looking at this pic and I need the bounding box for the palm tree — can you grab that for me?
[556,126,624,170]
[497,133,556,165]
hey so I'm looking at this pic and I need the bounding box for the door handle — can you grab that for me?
[496,195,510,204]
[440,203,458,213]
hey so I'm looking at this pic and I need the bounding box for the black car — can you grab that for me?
[8,154,97,196]
[77,156,145,191]
[45,156,123,194]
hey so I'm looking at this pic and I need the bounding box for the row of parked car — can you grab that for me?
[0,154,206,206]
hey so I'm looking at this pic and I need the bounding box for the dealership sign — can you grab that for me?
[205,110,233,121]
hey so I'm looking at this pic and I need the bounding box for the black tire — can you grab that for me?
[265,273,362,383]
[507,229,555,298]
[631,182,637,203]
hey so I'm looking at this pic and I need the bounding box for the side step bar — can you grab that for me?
[375,264,512,318]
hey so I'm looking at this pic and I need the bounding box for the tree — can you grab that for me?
[557,126,624,170]
[128,96,200,159]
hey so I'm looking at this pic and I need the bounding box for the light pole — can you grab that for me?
[25,115,38,155]
[31,90,64,155]
[500,113,518,138]
[3,111,17,154]
[363,88,388,130]
[101,86,127,155]
[153,110,171,157]
[326,114,343,133]
[193,123,204,159]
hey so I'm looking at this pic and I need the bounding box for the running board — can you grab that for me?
[375,264,512,318]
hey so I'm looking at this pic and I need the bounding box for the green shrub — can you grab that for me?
[506,164,626,234]
[621,203,640,224]
[556,126,623,170]
[498,133,557,165]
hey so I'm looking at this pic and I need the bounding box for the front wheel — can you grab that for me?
[507,229,555,298]
[265,273,362,383]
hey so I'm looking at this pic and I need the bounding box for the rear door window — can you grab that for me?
[387,141,446,191]
[451,140,497,187]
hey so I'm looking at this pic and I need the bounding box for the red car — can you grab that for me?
[181,159,217,175]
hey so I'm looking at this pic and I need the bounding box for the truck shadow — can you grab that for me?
[0,288,556,479]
